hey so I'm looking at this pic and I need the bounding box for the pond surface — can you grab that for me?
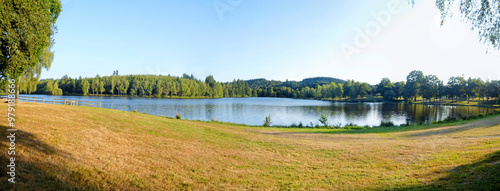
[22,95,497,126]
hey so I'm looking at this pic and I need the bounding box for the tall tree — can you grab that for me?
[421,74,441,102]
[0,0,62,98]
[465,77,483,103]
[393,81,405,100]
[82,80,90,96]
[447,76,466,102]
[358,82,371,99]
[99,81,105,96]
[404,70,424,101]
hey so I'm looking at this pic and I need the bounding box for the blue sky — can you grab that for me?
[47,0,500,84]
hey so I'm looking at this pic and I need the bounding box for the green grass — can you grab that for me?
[0,102,499,190]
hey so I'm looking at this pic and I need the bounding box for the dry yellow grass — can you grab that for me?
[0,101,498,190]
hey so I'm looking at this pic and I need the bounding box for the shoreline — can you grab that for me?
[11,93,500,108]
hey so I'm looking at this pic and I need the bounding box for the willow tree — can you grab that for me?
[0,0,62,98]
[435,0,500,50]
[19,42,54,94]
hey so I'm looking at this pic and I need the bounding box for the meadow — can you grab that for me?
[0,101,499,190]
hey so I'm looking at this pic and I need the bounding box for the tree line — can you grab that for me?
[9,71,254,98]
[250,70,500,103]
[4,70,499,103]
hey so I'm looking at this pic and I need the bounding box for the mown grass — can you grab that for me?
[0,101,499,190]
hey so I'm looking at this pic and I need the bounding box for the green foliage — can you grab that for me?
[318,113,328,127]
[0,0,61,82]
[23,71,500,105]
[404,70,424,101]
[82,80,90,96]
[263,115,272,127]
[379,121,395,127]
[435,0,500,50]
[447,76,466,102]
[175,113,182,119]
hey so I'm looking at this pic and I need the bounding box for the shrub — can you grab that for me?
[318,113,328,127]
[298,122,303,128]
[175,113,182,119]
[379,121,394,127]
[263,115,272,127]
[442,116,457,123]
[133,109,138,113]
[344,125,365,130]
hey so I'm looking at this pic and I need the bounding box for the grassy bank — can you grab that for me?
[1,102,499,190]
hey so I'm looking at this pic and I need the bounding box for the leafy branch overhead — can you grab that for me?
[432,0,500,50]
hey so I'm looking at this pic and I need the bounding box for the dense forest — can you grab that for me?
[4,70,500,103]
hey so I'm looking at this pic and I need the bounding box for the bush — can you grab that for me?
[133,109,138,113]
[318,113,328,127]
[175,113,182,119]
[442,116,457,123]
[298,122,303,128]
[263,115,272,127]
[379,121,395,127]
[344,125,365,130]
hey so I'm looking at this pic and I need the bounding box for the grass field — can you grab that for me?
[0,101,499,190]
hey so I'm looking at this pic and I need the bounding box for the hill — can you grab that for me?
[300,77,346,86]
[1,102,499,190]
[246,77,346,89]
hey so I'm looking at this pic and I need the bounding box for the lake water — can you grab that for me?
[21,95,497,126]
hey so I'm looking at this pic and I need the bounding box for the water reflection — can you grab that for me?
[21,95,496,126]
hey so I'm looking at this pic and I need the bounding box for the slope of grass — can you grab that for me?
[0,102,499,190]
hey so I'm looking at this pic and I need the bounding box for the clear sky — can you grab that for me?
[46,0,500,84]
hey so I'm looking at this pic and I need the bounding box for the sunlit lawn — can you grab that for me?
[0,101,498,190]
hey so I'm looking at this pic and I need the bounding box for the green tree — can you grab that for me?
[447,76,466,102]
[205,75,216,87]
[0,0,62,98]
[82,80,90,96]
[421,75,441,102]
[19,43,54,95]
[110,77,116,95]
[52,80,62,95]
[404,70,424,101]
[465,77,483,103]
[155,80,163,98]
[358,82,371,99]
[486,80,500,103]
[119,79,129,96]
[378,78,395,101]
[99,81,105,96]
[393,81,405,100]
[344,80,358,100]
[335,83,343,100]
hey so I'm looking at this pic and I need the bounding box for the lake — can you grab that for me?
[21,95,497,126]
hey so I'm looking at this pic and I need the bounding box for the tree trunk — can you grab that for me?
[15,76,21,100]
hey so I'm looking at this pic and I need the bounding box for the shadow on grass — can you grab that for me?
[396,151,500,191]
[0,125,101,190]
